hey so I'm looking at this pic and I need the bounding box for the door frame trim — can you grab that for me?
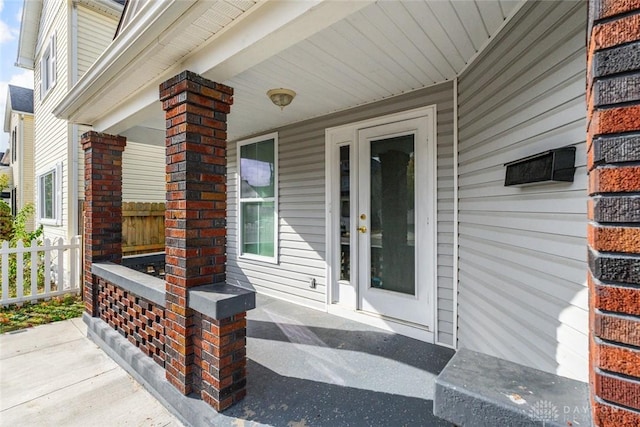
[324,105,438,342]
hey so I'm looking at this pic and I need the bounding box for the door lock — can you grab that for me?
[357,226,367,233]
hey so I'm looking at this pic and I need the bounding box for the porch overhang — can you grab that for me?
[54,0,525,142]
[53,0,375,133]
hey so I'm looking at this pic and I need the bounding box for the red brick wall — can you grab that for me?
[587,1,640,425]
[82,131,126,316]
[97,278,166,367]
[192,312,247,411]
[159,71,234,400]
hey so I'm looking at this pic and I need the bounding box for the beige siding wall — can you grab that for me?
[76,5,118,79]
[122,141,166,202]
[34,0,69,241]
[21,114,35,214]
[9,113,22,203]
[34,2,118,241]
[7,112,35,231]
[227,82,455,343]
[457,0,587,381]
[77,125,89,199]
[20,114,35,231]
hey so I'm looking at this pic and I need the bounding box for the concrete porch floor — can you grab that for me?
[1,293,454,426]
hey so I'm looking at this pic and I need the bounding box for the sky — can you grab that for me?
[0,0,33,152]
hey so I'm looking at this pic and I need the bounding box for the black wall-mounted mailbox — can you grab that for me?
[504,147,576,186]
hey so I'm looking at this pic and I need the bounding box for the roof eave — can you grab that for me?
[54,0,193,121]
[3,97,11,133]
[15,0,43,70]
[76,0,124,19]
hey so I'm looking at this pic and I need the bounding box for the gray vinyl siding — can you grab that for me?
[227,82,455,343]
[122,141,166,202]
[457,0,588,381]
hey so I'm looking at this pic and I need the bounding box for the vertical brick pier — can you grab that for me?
[160,70,249,411]
[82,131,126,316]
[587,1,640,425]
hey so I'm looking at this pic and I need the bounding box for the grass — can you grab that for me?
[0,294,84,334]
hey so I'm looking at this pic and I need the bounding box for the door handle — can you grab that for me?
[357,226,367,233]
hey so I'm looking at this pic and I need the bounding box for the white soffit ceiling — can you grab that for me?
[84,0,257,127]
[225,0,523,141]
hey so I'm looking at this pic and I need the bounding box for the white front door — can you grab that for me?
[356,118,433,326]
[326,107,436,333]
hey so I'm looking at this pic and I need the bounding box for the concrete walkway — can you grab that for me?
[0,318,182,426]
[1,295,455,426]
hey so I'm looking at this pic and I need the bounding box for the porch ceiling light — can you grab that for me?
[267,88,296,110]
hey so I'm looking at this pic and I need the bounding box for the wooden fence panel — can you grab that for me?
[122,202,166,256]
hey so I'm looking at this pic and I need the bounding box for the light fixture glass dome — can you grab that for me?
[267,88,296,110]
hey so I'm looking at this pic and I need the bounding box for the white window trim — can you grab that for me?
[37,162,63,226]
[237,132,279,264]
[40,32,57,100]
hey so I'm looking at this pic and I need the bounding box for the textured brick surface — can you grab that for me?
[594,0,640,19]
[588,250,640,285]
[588,224,640,253]
[593,42,640,78]
[160,71,248,411]
[591,105,640,136]
[592,196,640,222]
[595,372,640,410]
[594,341,640,377]
[595,75,640,106]
[593,401,640,427]
[82,131,126,316]
[593,282,640,316]
[193,312,247,412]
[593,14,640,50]
[588,1,640,423]
[593,134,640,165]
[98,278,166,367]
[590,166,640,194]
[594,312,640,348]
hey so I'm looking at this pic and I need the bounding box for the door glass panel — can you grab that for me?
[370,135,415,295]
[339,146,350,281]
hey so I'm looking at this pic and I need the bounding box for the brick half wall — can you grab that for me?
[97,277,166,367]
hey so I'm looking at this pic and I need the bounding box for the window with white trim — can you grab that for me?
[11,128,16,163]
[238,133,278,262]
[40,33,57,99]
[38,163,62,225]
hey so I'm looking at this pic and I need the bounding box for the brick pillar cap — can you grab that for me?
[160,70,234,95]
[81,131,126,150]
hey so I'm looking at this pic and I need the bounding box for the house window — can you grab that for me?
[38,163,62,225]
[238,133,278,262]
[11,188,17,217]
[11,128,16,162]
[40,33,57,98]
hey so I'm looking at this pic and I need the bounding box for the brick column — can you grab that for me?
[81,131,126,316]
[159,71,233,397]
[587,2,640,426]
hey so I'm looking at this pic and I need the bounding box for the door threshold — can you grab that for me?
[327,304,435,343]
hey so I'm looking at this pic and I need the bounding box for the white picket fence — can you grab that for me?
[0,236,82,306]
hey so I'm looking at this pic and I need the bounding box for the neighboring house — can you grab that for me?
[15,0,165,243]
[52,0,639,424]
[3,85,34,229]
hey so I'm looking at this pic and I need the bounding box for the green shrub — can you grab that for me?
[0,203,46,298]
